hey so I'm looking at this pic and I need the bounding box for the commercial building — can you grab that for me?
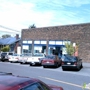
[21,23,90,62]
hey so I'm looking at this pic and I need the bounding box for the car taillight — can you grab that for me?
[62,62,64,65]
[16,58,19,60]
[74,62,77,65]
[42,60,46,63]
[50,60,54,63]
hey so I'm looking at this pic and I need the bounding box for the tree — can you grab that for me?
[29,24,36,29]
[2,34,11,38]
[1,45,10,52]
[65,43,74,55]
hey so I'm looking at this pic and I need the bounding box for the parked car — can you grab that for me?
[61,54,83,71]
[19,53,32,64]
[39,55,50,64]
[42,55,62,68]
[0,53,1,60]
[27,53,45,66]
[8,54,21,63]
[0,52,15,62]
[0,72,63,90]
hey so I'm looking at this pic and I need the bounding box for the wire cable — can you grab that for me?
[0,25,20,32]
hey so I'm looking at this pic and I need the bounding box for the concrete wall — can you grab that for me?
[21,23,90,62]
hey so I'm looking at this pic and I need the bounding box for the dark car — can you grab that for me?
[42,55,62,68]
[0,53,1,60]
[0,72,63,90]
[1,52,15,62]
[61,54,83,71]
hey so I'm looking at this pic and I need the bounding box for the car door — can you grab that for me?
[19,54,23,61]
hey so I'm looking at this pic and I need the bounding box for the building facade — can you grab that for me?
[21,23,90,62]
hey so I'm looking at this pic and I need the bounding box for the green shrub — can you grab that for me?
[65,43,74,55]
[1,45,10,52]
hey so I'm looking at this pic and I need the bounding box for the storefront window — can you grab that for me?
[33,46,46,54]
[48,41,63,55]
[22,45,32,54]
[41,41,46,44]
[23,41,28,43]
[63,40,71,45]
[34,46,42,53]
[49,41,55,45]
[33,40,46,55]
[27,41,32,44]
[56,41,62,45]
[34,41,40,44]
[48,46,55,55]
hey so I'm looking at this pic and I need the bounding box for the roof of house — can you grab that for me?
[0,37,21,45]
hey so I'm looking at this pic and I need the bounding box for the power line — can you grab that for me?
[0,25,20,32]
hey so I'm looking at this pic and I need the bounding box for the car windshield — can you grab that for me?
[20,54,24,56]
[1,53,7,56]
[46,55,55,59]
[24,53,32,56]
[13,54,19,56]
[33,54,44,57]
[8,53,13,55]
[61,55,76,61]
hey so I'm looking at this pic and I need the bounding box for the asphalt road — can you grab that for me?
[0,62,90,90]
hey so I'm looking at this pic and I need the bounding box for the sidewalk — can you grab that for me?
[83,62,90,68]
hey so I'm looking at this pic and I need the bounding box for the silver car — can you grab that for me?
[19,53,32,64]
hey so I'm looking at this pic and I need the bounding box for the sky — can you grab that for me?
[0,0,90,37]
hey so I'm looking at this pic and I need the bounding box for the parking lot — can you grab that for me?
[0,61,90,77]
[0,61,90,90]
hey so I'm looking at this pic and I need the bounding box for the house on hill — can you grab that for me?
[0,34,21,53]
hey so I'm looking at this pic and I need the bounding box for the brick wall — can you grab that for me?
[21,23,90,62]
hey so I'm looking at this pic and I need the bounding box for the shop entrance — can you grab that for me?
[48,46,62,56]
[34,45,46,54]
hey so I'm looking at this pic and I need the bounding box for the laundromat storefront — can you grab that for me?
[22,40,71,55]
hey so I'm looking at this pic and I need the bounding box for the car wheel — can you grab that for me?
[55,63,59,68]
[80,63,83,68]
[30,63,32,66]
[76,66,80,71]
[2,60,4,62]
[20,62,23,64]
[43,66,47,68]
[62,67,66,71]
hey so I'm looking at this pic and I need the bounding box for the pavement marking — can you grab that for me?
[39,76,82,88]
